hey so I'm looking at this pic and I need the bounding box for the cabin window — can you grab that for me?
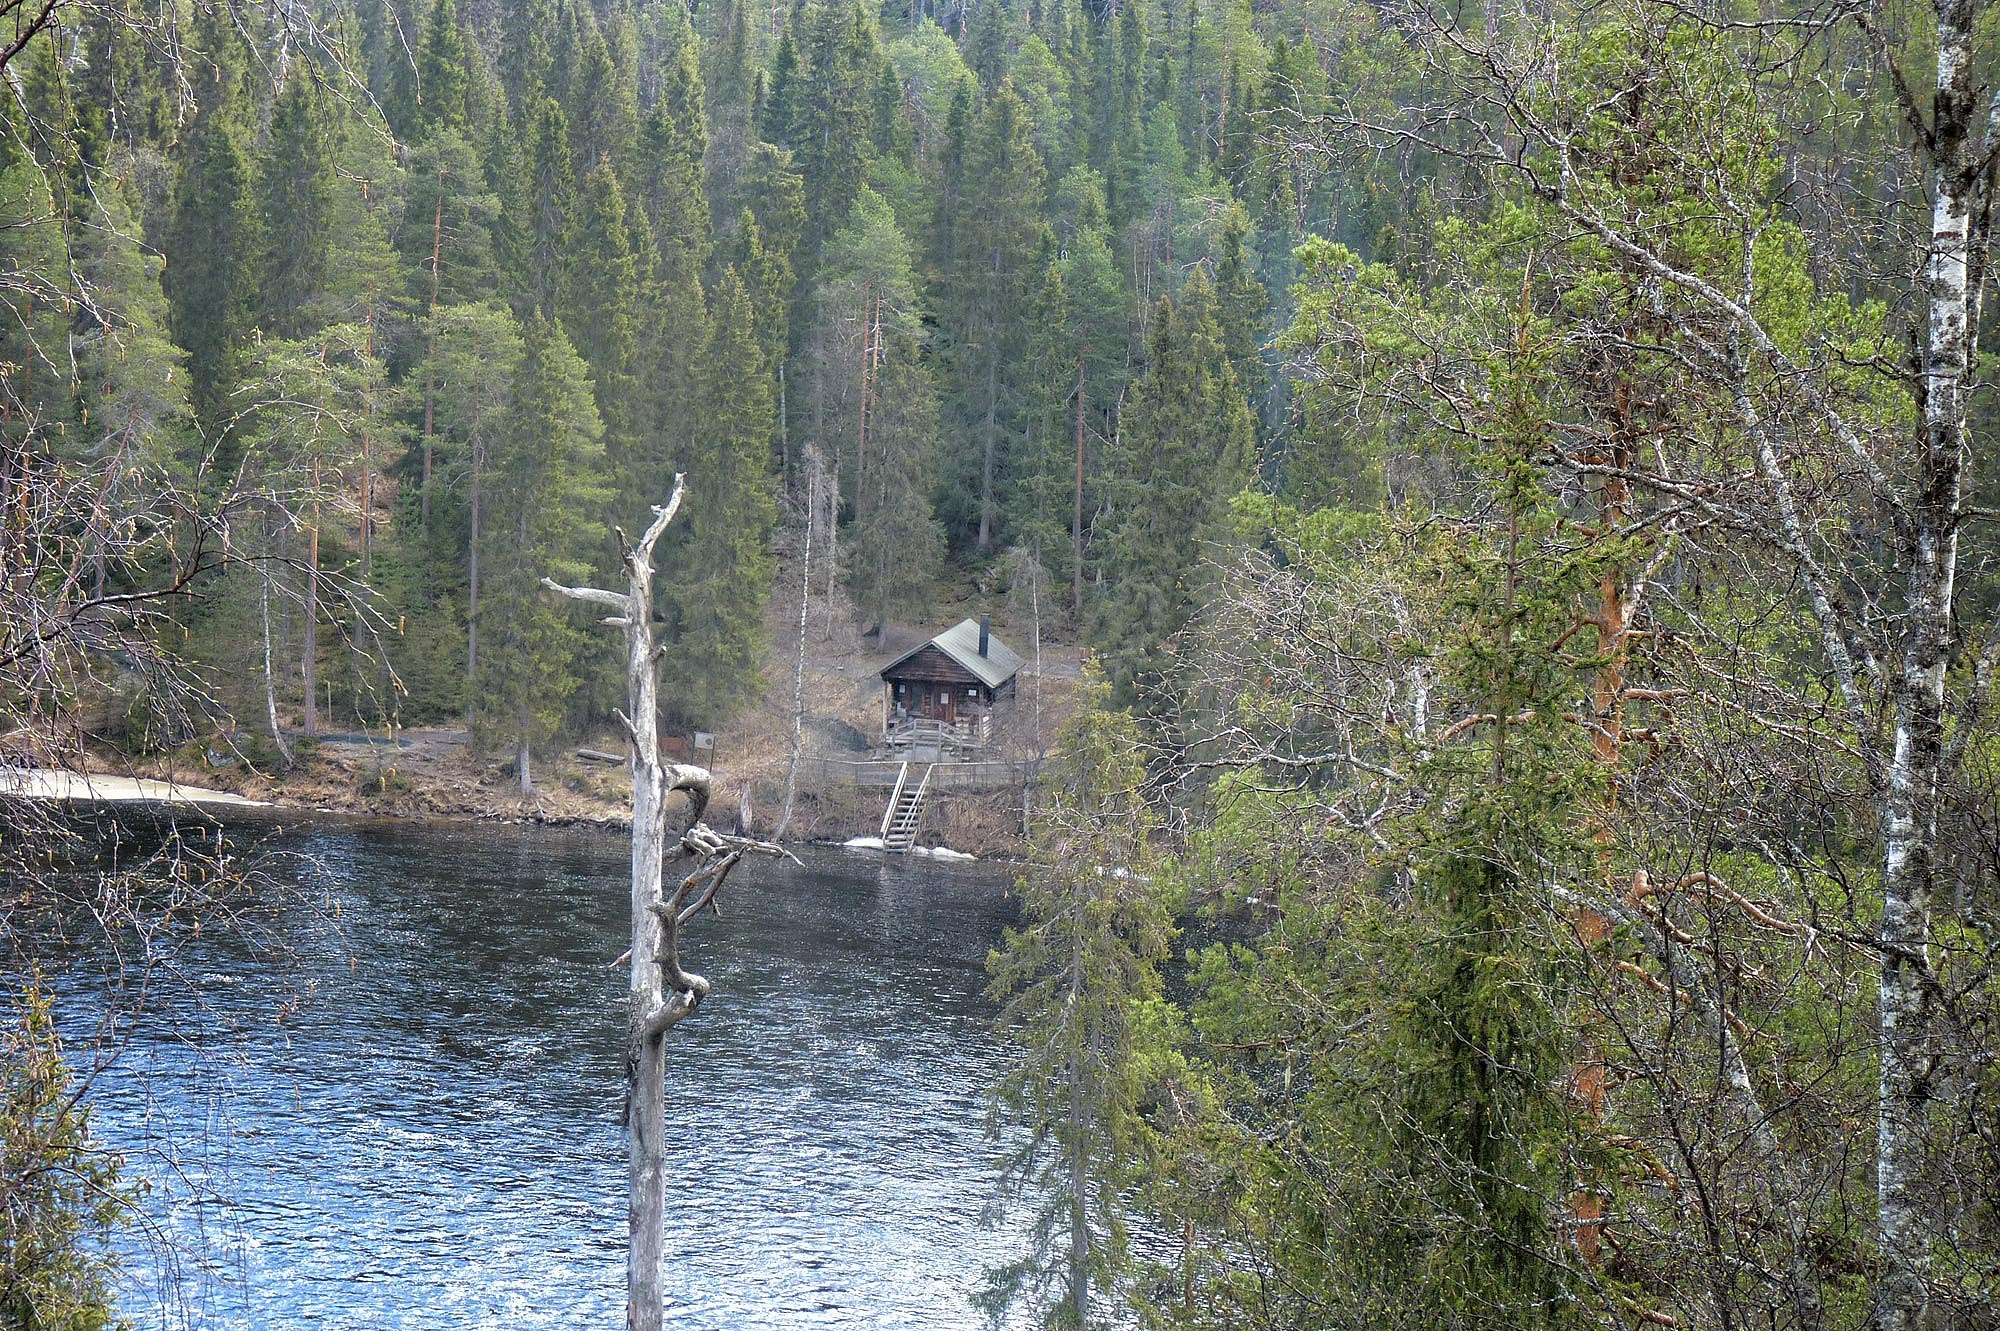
[966,688,978,699]
[894,683,905,697]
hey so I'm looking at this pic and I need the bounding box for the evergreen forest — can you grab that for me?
[5,0,2000,1325]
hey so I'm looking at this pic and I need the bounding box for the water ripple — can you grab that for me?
[94,821,1026,1330]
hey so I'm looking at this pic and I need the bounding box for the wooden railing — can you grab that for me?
[797,755,1042,790]
[882,713,993,752]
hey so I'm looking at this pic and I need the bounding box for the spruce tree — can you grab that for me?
[982,670,1178,1326]
[474,312,609,793]
[943,81,1046,551]
[564,157,638,437]
[568,22,640,176]
[414,0,474,137]
[252,75,339,339]
[701,0,759,241]
[659,270,778,725]
[164,103,253,435]
[1213,202,1267,430]
[499,0,557,116]
[765,1,881,266]
[1095,267,1253,707]
[635,28,711,283]
[525,97,577,322]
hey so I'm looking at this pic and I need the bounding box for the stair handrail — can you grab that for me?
[905,766,935,845]
[879,761,910,841]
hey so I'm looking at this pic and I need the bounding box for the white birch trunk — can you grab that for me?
[1876,9,1979,1325]
[259,543,293,768]
[775,467,816,841]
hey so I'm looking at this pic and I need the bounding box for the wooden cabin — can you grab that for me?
[879,617,1023,754]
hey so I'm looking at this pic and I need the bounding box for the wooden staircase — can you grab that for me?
[879,762,933,852]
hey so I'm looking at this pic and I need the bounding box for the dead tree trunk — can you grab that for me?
[543,477,784,1331]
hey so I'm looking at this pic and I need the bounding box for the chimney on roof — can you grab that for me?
[979,616,991,658]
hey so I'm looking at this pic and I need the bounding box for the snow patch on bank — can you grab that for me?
[841,836,978,862]
[0,769,271,808]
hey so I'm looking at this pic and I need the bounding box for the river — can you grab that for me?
[88,815,1027,1330]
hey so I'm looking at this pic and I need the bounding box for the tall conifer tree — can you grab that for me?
[660,270,778,724]
[1096,268,1253,706]
[525,97,577,321]
[475,313,609,792]
[944,82,1046,550]
[253,76,338,339]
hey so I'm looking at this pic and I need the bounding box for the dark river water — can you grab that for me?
[88,816,1027,1330]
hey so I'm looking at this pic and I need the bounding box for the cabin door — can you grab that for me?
[919,685,955,723]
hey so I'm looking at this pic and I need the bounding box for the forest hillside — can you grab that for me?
[6,0,2000,1325]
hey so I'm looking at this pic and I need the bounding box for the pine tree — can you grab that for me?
[804,185,922,514]
[232,324,386,736]
[75,160,191,492]
[849,356,947,638]
[403,130,502,310]
[0,986,142,1331]
[403,300,525,718]
[1033,168,1128,610]
[474,312,609,792]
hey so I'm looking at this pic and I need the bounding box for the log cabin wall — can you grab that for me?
[883,646,996,723]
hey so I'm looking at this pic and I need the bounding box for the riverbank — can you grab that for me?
[26,603,1071,856]
[52,718,1034,856]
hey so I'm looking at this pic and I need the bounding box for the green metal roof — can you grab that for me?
[879,618,1023,690]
